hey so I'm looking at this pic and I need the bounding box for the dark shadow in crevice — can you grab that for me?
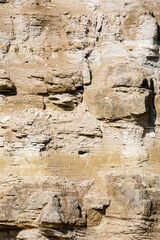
[148,79,156,126]
[92,204,109,216]
[141,79,149,89]
[140,79,156,138]
[0,86,17,96]
[157,25,160,44]
[78,150,89,155]
[147,56,159,63]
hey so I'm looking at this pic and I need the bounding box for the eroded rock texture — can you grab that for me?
[0,0,160,239]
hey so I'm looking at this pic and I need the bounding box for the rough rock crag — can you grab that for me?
[0,0,160,239]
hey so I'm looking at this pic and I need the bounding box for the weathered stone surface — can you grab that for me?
[0,0,160,239]
[17,229,49,240]
[0,71,16,95]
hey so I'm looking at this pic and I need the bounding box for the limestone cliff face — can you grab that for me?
[0,0,160,239]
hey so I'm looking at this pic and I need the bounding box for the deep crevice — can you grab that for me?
[141,79,149,89]
[148,79,156,126]
[78,150,89,155]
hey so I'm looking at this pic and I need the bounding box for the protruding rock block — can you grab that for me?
[0,71,16,95]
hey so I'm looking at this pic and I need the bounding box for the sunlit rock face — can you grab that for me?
[0,0,160,239]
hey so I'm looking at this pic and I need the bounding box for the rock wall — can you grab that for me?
[0,0,160,239]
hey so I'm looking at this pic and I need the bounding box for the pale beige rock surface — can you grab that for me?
[0,0,160,239]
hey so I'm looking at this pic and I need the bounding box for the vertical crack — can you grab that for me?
[148,79,156,127]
